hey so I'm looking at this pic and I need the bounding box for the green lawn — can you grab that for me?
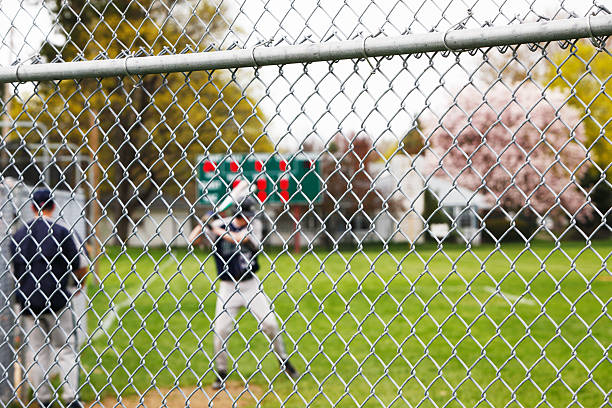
[80,240,611,407]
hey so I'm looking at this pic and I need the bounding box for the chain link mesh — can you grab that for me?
[0,0,610,407]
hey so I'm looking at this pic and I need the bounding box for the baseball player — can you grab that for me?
[9,189,87,408]
[188,197,299,389]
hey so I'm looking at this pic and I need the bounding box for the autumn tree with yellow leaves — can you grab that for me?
[544,39,611,180]
[544,39,612,235]
[9,0,272,242]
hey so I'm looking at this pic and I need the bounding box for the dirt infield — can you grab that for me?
[87,382,265,408]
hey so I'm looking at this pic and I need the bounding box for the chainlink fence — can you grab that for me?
[0,0,611,407]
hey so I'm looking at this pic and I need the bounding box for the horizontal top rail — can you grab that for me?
[0,14,611,83]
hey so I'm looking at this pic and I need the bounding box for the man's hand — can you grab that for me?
[189,212,216,247]
[188,224,204,246]
[200,211,215,227]
[212,226,250,245]
[74,266,88,295]
[210,226,226,237]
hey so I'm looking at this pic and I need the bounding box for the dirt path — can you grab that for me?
[88,382,265,408]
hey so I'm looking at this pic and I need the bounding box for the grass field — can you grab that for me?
[79,240,611,407]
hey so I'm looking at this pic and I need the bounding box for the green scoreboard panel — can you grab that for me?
[197,153,321,206]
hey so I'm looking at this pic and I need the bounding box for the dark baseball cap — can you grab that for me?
[32,189,54,210]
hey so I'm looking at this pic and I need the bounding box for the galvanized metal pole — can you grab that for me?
[0,15,610,83]
[0,181,15,405]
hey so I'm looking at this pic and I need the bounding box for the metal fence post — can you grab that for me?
[0,181,15,405]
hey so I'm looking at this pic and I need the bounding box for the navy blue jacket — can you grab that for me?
[9,218,81,315]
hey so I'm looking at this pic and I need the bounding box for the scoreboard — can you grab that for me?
[197,153,321,206]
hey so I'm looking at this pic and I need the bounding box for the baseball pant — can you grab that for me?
[21,308,80,402]
[214,276,289,372]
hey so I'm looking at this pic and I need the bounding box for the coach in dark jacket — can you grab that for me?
[10,189,87,408]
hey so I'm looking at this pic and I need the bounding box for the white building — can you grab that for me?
[371,154,426,244]
[96,196,194,248]
[372,154,492,245]
[425,175,492,244]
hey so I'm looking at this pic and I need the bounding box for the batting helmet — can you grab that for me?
[235,196,258,219]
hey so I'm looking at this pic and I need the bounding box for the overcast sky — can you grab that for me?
[1,0,608,151]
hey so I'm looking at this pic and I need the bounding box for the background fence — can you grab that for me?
[0,0,611,407]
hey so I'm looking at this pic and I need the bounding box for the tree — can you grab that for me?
[478,43,611,180]
[543,39,611,235]
[425,82,592,223]
[544,39,612,180]
[316,132,382,245]
[381,118,425,159]
[11,0,272,243]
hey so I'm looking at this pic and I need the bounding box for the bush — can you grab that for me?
[482,211,539,243]
[572,170,612,239]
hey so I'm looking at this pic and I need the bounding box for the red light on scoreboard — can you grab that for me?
[279,176,289,202]
[257,178,267,190]
[230,161,239,172]
[203,160,216,172]
[256,177,267,202]
[279,178,289,190]
[255,160,263,172]
[279,160,287,171]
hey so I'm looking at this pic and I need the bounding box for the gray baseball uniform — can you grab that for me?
[10,216,84,403]
[203,217,290,373]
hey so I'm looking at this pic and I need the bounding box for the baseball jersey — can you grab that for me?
[206,217,262,282]
[10,217,82,315]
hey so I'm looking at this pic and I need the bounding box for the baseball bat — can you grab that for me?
[216,179,252,213]
[201,179,253,226]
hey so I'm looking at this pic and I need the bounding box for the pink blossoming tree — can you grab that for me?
[425,82,592,221]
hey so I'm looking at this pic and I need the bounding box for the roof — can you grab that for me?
[426,176,491,209]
